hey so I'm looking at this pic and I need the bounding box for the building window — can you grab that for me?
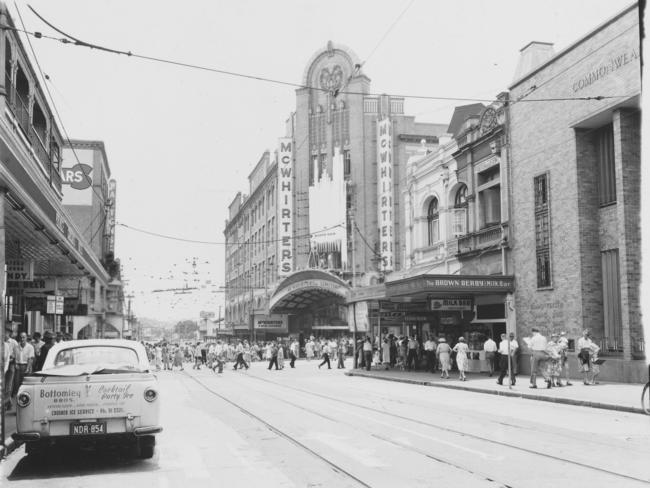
[32,101,47,144]
[601,249,622,352]
[427,198,439,245]
[477,166,501,228]
[343,149,351,177]
[15,66,30,134]
[534,173,551,288]
[596,124,616,205]
[452,184,468,236]
[5,43,12,104]
[310,154,317,185]
[318,153,327,180]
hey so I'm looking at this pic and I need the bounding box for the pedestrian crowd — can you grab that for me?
[3,327,67,412]
[142,335,355,374]
[352,328,603,388]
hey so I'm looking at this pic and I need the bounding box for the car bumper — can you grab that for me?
[13,426,163,442]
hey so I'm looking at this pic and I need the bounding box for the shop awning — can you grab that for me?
[386,274,514,300]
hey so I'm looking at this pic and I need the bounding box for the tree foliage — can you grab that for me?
[174,320,198,338]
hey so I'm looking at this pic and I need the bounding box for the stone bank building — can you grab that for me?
[509,4,642,381]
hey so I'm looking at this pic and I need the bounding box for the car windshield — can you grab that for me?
[44,346,142,374]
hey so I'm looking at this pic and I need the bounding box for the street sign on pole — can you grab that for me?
[55,295,64,315]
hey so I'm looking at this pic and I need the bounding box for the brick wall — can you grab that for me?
[509,6,640,350]
[574,129,604,337]
[614,109,642,359]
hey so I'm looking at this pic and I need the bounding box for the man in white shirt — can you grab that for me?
[496,333,518,385]
[483,336,497,376]
[13,332,35,401]
[424,336,437,373]
[525,328,551,388]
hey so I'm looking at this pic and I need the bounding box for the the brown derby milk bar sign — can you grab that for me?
[387,274,514,296]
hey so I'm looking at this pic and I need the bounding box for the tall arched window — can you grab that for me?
[427,198,439,245]
[452,184,468,236]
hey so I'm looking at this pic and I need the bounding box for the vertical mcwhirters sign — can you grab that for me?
[377,117,394,272]
[278,138,293,276]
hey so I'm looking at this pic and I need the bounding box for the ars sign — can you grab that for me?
[61,164,93,190]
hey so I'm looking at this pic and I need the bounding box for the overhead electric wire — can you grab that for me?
[116,221,345,246]
[15,6,630,105]
[361,0,416,68]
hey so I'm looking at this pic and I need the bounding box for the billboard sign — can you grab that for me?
[377,117,394,272]
[277,138,293,276]
[6,260,34,281]
[254,314,288,331]
[61,148,95,206]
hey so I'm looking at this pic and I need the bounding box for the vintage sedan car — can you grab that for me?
[13,339,162,458]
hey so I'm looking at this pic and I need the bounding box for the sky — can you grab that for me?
[9,0,637,322]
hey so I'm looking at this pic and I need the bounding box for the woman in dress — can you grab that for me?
[436,338,452,379]
[545,333,563,386]
[452,336,469,381]
[305,340,315,361]
[381,338,391,370]
[173,345,184,371]
[277,341,285,369]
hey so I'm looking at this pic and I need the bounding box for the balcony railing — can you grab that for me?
[457,224,507,256]
[13,91,30,136]
[5,83,62,193]
[414,241,445,263]
[30,126,49,169]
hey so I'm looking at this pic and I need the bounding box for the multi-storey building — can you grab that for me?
[361,97,513,366]
[224,149,281,339]
[61,140,123,339]
[224,42,446,340]
[0,5,113,339]
[509,3,643,381]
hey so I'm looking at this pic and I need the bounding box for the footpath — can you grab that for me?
[0,409,17,459]
[345,367,645,415]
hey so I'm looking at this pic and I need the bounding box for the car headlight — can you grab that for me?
[144,388,158,402]
[17,392,31,408]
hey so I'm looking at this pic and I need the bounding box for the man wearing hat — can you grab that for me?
[34,331,55,372]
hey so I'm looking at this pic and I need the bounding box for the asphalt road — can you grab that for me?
[1,359,649,487]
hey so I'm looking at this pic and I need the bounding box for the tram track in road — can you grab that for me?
[235,371,650,486]
[238,383,513,488]
[181,371,372,488]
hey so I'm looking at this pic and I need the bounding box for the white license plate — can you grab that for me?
[70,422,107,435]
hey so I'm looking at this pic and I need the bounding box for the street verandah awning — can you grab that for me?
[0,132,109,285]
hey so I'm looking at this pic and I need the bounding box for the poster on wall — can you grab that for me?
[348,301,368,332]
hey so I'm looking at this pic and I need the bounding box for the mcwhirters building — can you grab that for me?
[223,42,447,340]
